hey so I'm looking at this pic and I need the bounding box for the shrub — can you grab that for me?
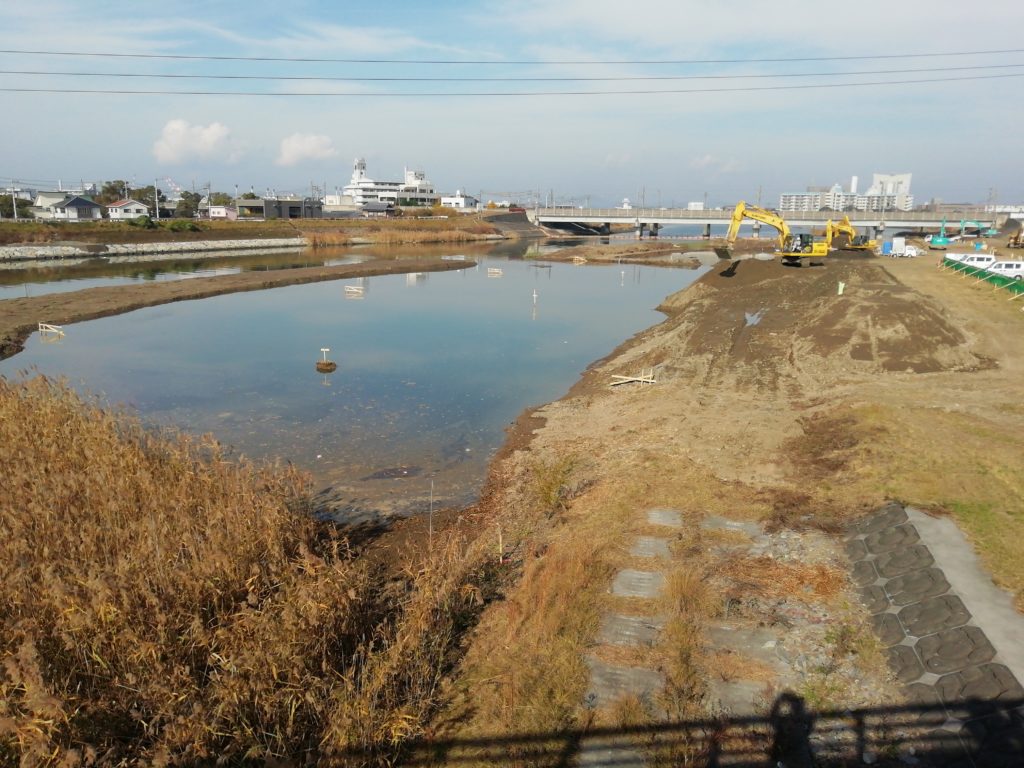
[127,215,157,229]
[164,219,201,232]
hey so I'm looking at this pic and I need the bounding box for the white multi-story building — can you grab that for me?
[328,158,438,207]
[779,173,914,212]
[778,191,824,212]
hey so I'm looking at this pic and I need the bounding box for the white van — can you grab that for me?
[944,252,975,263]
[959,254,996,269]
[985,261,1024,280]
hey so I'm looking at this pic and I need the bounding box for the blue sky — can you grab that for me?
[2,0,1023,206]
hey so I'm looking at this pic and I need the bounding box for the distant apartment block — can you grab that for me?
[779,173,914,213]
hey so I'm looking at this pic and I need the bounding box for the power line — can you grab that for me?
[0,47,1023,66]
[0,72,1022,97]
[2,63,1023,82]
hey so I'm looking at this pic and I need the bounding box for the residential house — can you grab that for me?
[48,196,104,221]
[361,201,396,218]
[106,199,150,220]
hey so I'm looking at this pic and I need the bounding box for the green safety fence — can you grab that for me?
[941,258,1024,301]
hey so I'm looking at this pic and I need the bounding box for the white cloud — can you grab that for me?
[153,119,237,164]
[276,133,338,167]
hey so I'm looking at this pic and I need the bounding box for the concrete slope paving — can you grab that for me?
[849,502,1024,766]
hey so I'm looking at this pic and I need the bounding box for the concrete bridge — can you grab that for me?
[528,207,1001,238]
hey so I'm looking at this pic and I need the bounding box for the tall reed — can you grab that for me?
[0,377,495,766]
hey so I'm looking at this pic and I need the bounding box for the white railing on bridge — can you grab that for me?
[532,207,997,228]
[534,207,993,222]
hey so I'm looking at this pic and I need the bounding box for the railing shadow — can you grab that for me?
[376,693,1024,767]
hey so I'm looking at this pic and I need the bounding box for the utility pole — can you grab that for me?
[154,178,160,221]
[11,180,19,223]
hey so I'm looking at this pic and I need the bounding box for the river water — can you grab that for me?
[0,242,707,521]
[0,248,365,300]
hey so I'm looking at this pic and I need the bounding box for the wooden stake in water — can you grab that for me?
[320,347,330,362]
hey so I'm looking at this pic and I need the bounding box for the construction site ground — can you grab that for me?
[429,249,1024,766]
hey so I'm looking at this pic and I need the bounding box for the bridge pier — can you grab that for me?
[650,223,660,238]
[703,224,712,239]
[600,223,611,236]
[752,222,761,238]
[875,224,885,239]
[635,222,647,239]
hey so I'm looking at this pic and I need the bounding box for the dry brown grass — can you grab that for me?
[428,452,766,762]
[718,556,847,603]
[307,227,498,249]
[297,215,500,249]
[706,651,778,684]
[0,377,499,766]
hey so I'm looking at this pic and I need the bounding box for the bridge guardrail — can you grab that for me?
[535,207,995,224]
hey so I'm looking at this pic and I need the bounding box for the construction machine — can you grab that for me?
[828,215,879,252]
[725,202,828,264]
[960,219,999,238]
[927,219,957,249]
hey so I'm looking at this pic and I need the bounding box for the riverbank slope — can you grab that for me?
[430,251,1024,763]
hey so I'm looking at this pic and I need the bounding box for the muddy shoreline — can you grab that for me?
[0,258,474,360]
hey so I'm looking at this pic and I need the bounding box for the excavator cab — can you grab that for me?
[787,234,817,254]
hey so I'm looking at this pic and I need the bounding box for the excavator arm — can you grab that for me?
[727,201,791,250]
[725,201,829,262]
[834,214,878,252]
[831,216,857,243]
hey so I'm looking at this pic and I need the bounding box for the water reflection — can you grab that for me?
[1,246,707,521]
[0,248,366,299]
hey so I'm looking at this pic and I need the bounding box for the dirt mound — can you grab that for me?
[667,257,986,380]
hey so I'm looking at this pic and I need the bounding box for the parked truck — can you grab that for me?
[889,237,922,258]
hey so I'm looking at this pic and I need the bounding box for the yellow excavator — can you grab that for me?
[726,201,828,264]
[827,215,879,253]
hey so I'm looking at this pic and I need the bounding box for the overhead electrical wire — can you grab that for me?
[2,63,1024,83]
[1,72,1022,97]
[0,47,1023,66]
